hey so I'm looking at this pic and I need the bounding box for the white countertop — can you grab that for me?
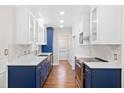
[8,55,47,66]
[38,52,52,56]
[84,62,122,69]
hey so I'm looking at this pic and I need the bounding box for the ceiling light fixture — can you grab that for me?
[59,11,65,15]
[60,25,64,28]
[60,20,64,23]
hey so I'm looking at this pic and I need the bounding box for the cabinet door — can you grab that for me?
[29,13,35,43]
[43,60,48,81]
[85,65,92,88]
[16,7,31,44]
[40,63,45,87]
[90,6,98,43]
[8,66,36,88]
[92,69,121,88]
[34,19,39,43]
[36,65,41,88]
[90,6,121,44]
[38,24,47,45]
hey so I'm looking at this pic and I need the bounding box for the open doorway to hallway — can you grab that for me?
[57,28,73,66]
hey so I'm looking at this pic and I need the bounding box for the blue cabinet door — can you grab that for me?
[85,65,92,88]
[84,64,121,88]
[8,66,36,88]
[40,65,45,87]
[92,69,121,88]
[36,65,41,88]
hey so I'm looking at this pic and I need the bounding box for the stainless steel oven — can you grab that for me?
[75,57,108,88]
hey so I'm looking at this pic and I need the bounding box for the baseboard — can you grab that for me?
[59,60,68,61]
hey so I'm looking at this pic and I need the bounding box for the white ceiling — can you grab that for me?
[26,5,90,29]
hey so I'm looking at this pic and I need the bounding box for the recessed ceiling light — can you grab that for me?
[60,25,64,28]
[60,20,64,23]
[59,11,65,15]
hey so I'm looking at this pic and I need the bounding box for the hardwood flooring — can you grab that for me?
[43,60,78,88]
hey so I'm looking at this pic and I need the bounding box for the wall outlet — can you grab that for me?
[4,49,8,56]
[27,50,30,54]
[114,54,118,60]
[24,50,27,55]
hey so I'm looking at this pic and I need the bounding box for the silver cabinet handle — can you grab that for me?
[85,68,89,72]
[76,63,81,67]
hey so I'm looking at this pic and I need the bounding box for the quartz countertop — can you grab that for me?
[38,52,52,56]
[8,55,47,66]
[84,62,122,69]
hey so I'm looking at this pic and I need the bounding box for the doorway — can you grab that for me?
[57,29,72,63]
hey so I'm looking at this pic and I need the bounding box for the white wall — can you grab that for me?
[71,7,91,69]
[0,6,16,60]
[0,5,16,88]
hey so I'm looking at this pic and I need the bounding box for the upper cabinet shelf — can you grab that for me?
[90,6,122,44]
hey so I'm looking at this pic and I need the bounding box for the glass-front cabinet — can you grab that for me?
[90,6,97,42]
[90,6,121,44]
[34,19,39,43]
[29,13,35,43]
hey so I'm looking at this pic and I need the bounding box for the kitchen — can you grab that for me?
[0,5,124,89]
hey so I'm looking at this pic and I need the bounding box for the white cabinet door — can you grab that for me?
[34,19,38,43]
[29,13,35,44]
[38,24,47,45]
[90,6,121,44]
[16,7,36,44]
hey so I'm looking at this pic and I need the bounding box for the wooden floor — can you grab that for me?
[43,60,78,88]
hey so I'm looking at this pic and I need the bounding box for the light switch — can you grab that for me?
[114,54,117,60]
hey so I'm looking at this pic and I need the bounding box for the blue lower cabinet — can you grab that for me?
[8,56,53,88]
[8,60,51,88]
[84,66,92,88]
[84,64,121,88]
[36,65,42,88]
[8,66,36,88]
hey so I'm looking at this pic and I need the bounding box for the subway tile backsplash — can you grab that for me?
[90,45,121,63]
[8,44,33,61]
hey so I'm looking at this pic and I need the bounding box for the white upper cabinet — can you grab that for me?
[78,18,90,45]
[90,6,122,44]
[34,19,39,43]
[30,15,47,45]
[16,6,46,45]
[16,7,32,44]
[29,13,36,44]
[35,21,47,45]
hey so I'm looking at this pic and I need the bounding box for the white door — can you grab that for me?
[58,38,69,60]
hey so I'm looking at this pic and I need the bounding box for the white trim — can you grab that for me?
[53,62,59,66]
